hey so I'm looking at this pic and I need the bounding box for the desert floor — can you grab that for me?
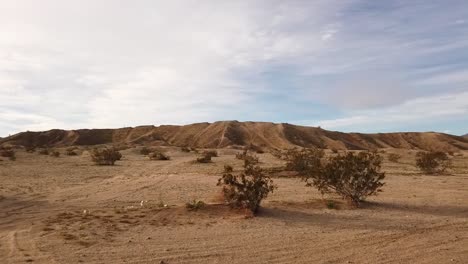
[0,147,467,264]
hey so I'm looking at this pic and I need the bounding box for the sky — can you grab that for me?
[1,0,468,137]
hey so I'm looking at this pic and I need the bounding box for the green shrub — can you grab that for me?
[90,148,122,165]
[416,151,452,174]
[217,156,276,215]
[305,151,385,207]
[284,147,324,176]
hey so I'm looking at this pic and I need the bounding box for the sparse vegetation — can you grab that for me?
[148,151,170,160]
[50,150,60,157]
[140,147,152,155]
[0,147,16,161]
[90,148,122,165]
[217,155,276,215]
[38,148,50,155]
[185,200,205,211]
[203,150,218,158]
[284,147,324,176]
[66,147,78,156]
[416,151,452,174]
[387,153,402,163]
[196,152,213,163]
[236,149,259,165]
[305,151,385,207]
[180,146,191,152]
[25,146,36,153]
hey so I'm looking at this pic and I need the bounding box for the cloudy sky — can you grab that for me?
[1,0,468,137]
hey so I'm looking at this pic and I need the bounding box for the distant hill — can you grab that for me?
[1,121,468,151]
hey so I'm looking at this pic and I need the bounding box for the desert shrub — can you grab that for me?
[25,146,36,153]
[196,153,212,163]
[38,149,50,155]
[50,151,60,157]
[303,151,385,207]
[284,147,324,176]
[180,146,191,152]
[0,148,16,161]
[416,151,452,174]
[148,151,170,160]
[217,160,276,215]
[203,150,218,158]
[447,151,454,156]
[236,150,259,165]
[90,148,122,165]
[326,200,337,209]
[331,149,339,154]
[140,147,152,155]
[185,200,205,211]
[65,147,78,156]
[387,153,402,163]
[246,144,264,154]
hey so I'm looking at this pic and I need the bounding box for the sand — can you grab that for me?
[0,147,467,263]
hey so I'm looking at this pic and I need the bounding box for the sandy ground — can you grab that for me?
[0,147,467,264]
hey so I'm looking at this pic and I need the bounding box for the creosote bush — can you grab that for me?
[90,148,122,165]
[148,151,170,160]
[203,150,218,158]
[387,153,402,163]
[307,151,385,207]
[416,151,452,174]
[66,147,78,156]
[217,154,276,215]
[50,151,60,157]
[236,150,259,165]
[196,153,212,163]
[140,147,152,155]
[38,149,50,155]
[0,147,16,161]
[284,148,324,176]
[185,200,205,211]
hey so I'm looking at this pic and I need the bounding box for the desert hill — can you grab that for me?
[1,121,468,151]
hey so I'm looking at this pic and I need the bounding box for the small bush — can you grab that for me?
[25,146,36,153]
[387,153,402,163]
[38,149,50,155]
[140,147,152,155]
[90,148,122,165]
[196,153,212,163]
[236,150,259,165]
[284,147,324,176]
[50,151,60,157]
[0,148,16,161]
[148,151,170,160]
[304,151,385,207]
[331,149,339,154]
[217,156,276,215]
[180,146,191,152]
[203,150,218,158]
[416,151,452,174]
[65,147,78,156]
[185,200,205,211]
[326,200,337,209]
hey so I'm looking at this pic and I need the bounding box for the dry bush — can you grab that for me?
[185,200,205,211]
[140,147,152,155]
[25,146,36,153]
[196,153,212,163]
[0,147,16,161]
[148,151,170,160]
[180,146,191,152]
[236,150,259,165]
[203,150,218,157]
[416,151,452,174]
[65,147,78,156]
[284,147,324,176]
[217,158,276,215]
[38,148,50,155]
[50,151,60,157]
[331,149,339,154]
[90,148,122,165]
[387,153,402,163]
[305,151,385,207]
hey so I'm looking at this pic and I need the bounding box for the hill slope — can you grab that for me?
[1,121,468,151]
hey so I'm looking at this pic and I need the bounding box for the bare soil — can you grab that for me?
[0,147,467,263]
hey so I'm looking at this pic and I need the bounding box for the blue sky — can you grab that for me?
[1,0,468,137]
